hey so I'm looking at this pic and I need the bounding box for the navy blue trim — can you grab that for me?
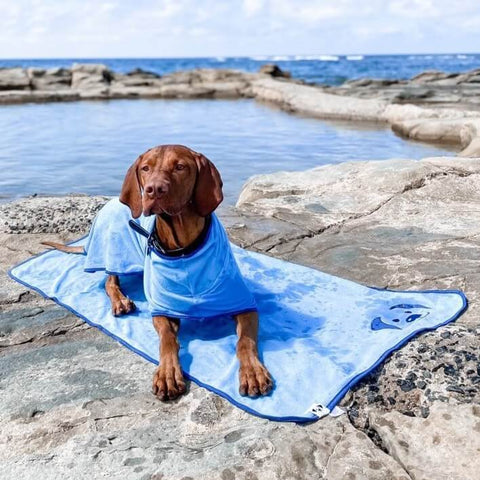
[7,238,468,423]
[150,307,258,320]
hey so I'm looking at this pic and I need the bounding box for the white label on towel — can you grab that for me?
[307,404,331,418]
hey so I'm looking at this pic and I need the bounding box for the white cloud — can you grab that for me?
[243,0,265,17]
[0,0,478,57]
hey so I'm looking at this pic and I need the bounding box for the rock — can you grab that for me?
[394,88,435,101]
[410,70,457,83]
[343,77,374,87]
[464,74,480,83]
[390,116,480,155]
[248,76,387,121]
[325,423,410,480]
[0,195,109,234]
[236,157,439,226]
[113,68,163,88]
[126,68,161,78]
[369,404,480,480]
[344,78,400,87]
[0,67,30,91]
[157,83,216,98]
[71,63,113,89]
[259,64,291,78]
[28,67,71,90]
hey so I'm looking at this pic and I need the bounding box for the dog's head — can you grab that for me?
[119,145,223,218]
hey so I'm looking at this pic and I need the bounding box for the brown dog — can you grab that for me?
[45,145,272,401]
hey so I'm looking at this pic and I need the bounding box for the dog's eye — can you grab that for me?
[175,163,186,171]
[141,165,149,172]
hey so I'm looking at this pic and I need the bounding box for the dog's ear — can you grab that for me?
[193,153,223,217]
[119,156,143,218]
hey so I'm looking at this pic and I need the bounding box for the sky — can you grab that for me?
[1,0,480,58]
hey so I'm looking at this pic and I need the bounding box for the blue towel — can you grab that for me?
[9,213,467,422]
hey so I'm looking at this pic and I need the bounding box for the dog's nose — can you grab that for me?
[144,181,169,197]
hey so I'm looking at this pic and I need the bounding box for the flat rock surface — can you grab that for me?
[328,67,480,110]
[1,155,480,478]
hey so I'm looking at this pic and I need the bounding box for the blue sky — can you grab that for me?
[2,0,479,58]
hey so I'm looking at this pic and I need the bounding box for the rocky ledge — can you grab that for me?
[2,63,480,156]
[1,155,480,479]
[328,67,480,109]
[0,63,294,103]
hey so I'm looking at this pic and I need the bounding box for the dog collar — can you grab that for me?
[129,215,212,258]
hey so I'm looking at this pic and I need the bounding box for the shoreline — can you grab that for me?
[1,63,480,155]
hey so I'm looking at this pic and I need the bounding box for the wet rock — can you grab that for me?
[126,68,161,78]
[28,67,72,90]
[71,63,113,89]
[410,70,458,83]
[258,64,291,78]
[344,77,401,87]
[0,67,30,91]
[394,88,435,101]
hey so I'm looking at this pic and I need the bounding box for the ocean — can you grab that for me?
[1,53,479,85]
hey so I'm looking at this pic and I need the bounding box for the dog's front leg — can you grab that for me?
[152,316,186,401]
[234,311,273,397]
[105,274,136,316]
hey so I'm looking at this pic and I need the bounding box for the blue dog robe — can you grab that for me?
[83,198,257,318]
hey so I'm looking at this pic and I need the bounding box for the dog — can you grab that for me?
[43,145,273,401]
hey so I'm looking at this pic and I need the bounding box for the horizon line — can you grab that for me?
[0,52,479,61]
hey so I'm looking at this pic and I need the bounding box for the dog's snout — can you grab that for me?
[145,180,170,197]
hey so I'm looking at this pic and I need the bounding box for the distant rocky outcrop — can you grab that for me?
[258,63,291,78]
[0,67,31,90]
[331,66,480,107]
[0,63,257,103]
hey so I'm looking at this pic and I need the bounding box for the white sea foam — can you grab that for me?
[457,54,468,59]
[346,55,364,61]
[317,55,339,61]
[249,54,342,62]
[249,55,269,61]
[293,55,339,61]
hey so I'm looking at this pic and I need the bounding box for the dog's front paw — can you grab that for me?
[239,361,273,397]
[152,362,186,401]
[111,297,136,316]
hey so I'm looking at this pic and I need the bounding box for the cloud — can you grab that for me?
[0,0,478,57]
[243,0,265,17]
